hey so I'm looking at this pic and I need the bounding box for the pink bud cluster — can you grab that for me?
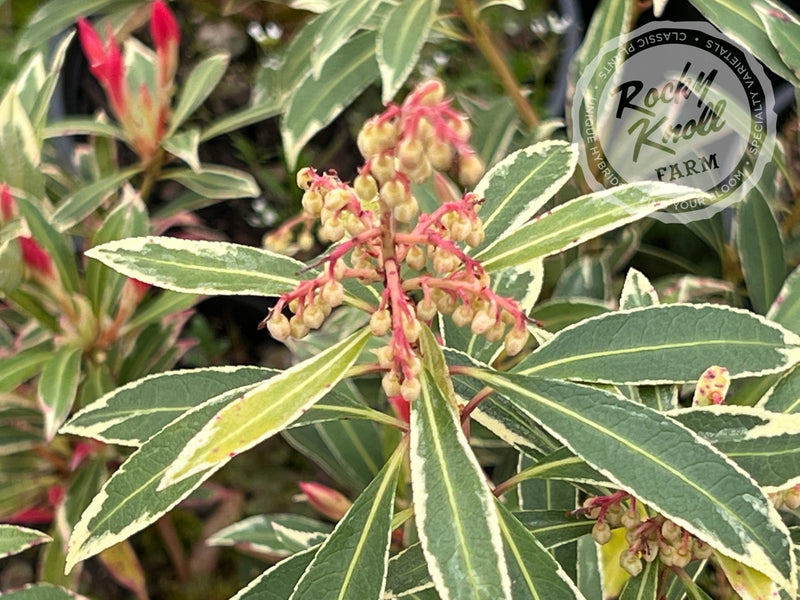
[77,0,180,162]
[263,80,530,418]
[578,492,713,577]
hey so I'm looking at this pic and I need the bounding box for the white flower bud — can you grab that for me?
[400,377,421,402]
[370,309,392,337]
[266,313,291,341]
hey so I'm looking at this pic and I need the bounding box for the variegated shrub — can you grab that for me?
[63,76,800,600]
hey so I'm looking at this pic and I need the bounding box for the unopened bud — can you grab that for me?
[406,245,426,270]
[376,345,394,369]
[302,304,325,329]
[434,290,457,314]
[427,139,453,171]
[661,520,682,543]
[296,168,315,190]
[465,221,485,248]
[302,189,324,216]
[620,509,639,530]
[382,371,401,397]
[785,487,800,510]
[398,138,426,171]
[452,304,473,328]
[289,314,310,339]
[418,79,445,106]
[458,153,484,187]
[354,174,378,201]
[374,120,399,152]
[692,539,713,560]
[20,237,54,278]
[592,521,612,545]
[371,154,396,183]
[298,481,351,522]
[403,317,422,343]
[471,309,495,335]
[620,549,643,577]
[406,159,432,184]
[267,313,291,341]
[381,179,406,208]
[321,280,344,307]
[416,297,437,321]
[370,309,392,337]
[400,376,421,402]
[324,188,351,212]
[485,320,505,342]
[357,121,380,157]
[393,198,418,223]
[504,327,529,356]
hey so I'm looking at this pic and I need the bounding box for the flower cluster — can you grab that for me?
[77,0,180,162]
[578,492,713,577]
[263,80,530,417]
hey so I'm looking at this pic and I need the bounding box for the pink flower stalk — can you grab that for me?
[19,237,54,278]
[0,183,15,220]
[77,18,128,120]
[298,481,352,522]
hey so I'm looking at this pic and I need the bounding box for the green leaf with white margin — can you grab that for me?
[715,550,779,600]
[65,385,254,572]
[161,327,372,486]
[43,118,124,140]
[289,443,403,599]
[468,369,796,593]
[688,0,798,85]
[1,583,87,599]
[38,346,82,441]
[30,32,74,137]
[474,183,707,272]
[207,514,332,557]
[512,510,596,549]
[619,268,658,309]
[669,405,800,491]
[411,368,512,599]
[85,236,309,296]
[168,52,230,136]
[755,2,800,81]
[311,0,380,78]
[439,258,543,363]
[768,265,800,336]
[61,366,279,446]
[471,141,577,254]
[232,546,317,600]
[377,0,439,104]
[52,167,143,231]
[0,85,43,197]
[162,129,201,172]
[164,165,259,199]
[737,179,786,315]
[384,543,435,598]
[759,363,800,413]
[496,500,585,600]
[282,31,379,169]
[0,346,51,393]
[0,524,52,558]
[513,304,800,384]
[618,559,658,600]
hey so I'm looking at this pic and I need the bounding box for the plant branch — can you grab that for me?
[454,0,540,129]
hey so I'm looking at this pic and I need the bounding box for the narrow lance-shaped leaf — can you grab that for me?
[207,514,332,557]
[514,304,800,384]
[377,0,440,104]
[85,236,310,296]
[755,2,800,81]
[161,327,372,486]
[472,140,577,253]
[470,369,796,593]
[311,0,380,78]
[51,167,143,231]
[168,52,230,135]
[737,180,786,315]
[61,366,279,446]
[164,165,259,199]
[0,524,52,559]
[289,442,404,599]
[282,32,379,169]
[768,265,800,336]
[232,546,317,600]
[759,364,800,413]
[38,346,82,441]
[495,500,586,600]
[474,182,706,272]
[411,368,512,599]
[0,583,84,599]
[618,559,659,600]
[65,385,255,572]
[162,129,200,172]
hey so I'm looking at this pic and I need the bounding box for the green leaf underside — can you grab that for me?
[377,0,439,104]
[161,327,372,486]
[0,524,52,559]
[85,236,309,296]
[61,366,280,446]
[65,385,252,572]
[514,304,800,384]
[207,514,332,556]
[474,182,705,272]
[473,140,577,253]
[411,369,511,599]
[470,370,795,591]
[233,547,317,599]
[289,446,403,599]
